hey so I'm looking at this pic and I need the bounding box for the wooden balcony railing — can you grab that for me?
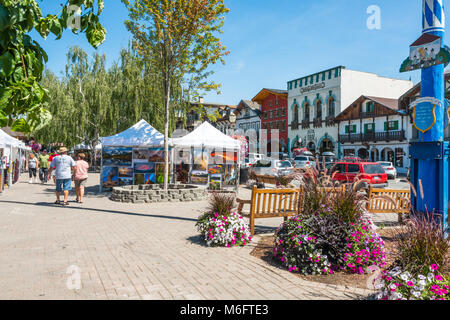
[339,130,406,143]
[301,120,310,129]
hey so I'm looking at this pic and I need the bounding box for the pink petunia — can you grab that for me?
[435,275,443,281]
[430,264,439,271]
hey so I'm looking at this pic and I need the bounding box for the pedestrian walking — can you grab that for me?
[48,152,60,184]
[73,153,89,203]
[48,147,75,206]
[27,153,39,184]
[38,149,50,184]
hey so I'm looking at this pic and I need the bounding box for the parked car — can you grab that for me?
[267,152,289,160]
[293,155,317,169]
[318,152,337,170]
[244,153,265,168]
[330,161,388,188]
[252,159,294,176]
[377,161,397,180]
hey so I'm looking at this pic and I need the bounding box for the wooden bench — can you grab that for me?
[367,187,411,223]
[255,175,278,186]
[237,186,302,235]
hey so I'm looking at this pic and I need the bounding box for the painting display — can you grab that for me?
[134,174,145,185]
[144,173,156,184]
[103,147,132,166]
[119,177,133,186]
[118,167,134,178]
[223,164,238,186]
[102,167,119,189]
[134,162,156,174]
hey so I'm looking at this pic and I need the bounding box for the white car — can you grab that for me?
[377,161,397,179]
[251,159,294,176]
[244,153,265,168]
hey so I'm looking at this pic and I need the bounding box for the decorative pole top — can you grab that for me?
[423,0,445,34]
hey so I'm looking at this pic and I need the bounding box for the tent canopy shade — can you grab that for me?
[172,122,241,150]
[101,120,168,147]
[0,129,26,148]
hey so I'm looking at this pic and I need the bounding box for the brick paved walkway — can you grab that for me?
[0,174,395,300]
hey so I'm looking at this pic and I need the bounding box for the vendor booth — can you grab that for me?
[0,129,28,193]
[100,120,171,192]
[172,122,241,190]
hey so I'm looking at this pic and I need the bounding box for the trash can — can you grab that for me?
[240,167,249,184]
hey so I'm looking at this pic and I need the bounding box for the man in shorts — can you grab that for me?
[49,147,75,205]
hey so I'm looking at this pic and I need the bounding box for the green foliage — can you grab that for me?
[122,0,230,188]
[0,0,106,132]
[392,212,449,275]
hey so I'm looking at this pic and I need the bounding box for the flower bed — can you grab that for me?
[196,192,252,248]
[196,212,252,247]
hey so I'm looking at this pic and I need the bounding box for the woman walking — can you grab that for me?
[27,153,39,184]
[73,153,89,203]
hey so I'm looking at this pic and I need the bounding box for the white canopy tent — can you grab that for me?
[0,129,27,191]
[102,120,166,147]
[172,122,241,188]
[0,128,26,149]
[172,121,240,150]
[73,141,103,151]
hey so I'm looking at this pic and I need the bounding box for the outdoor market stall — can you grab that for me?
[171,122,241,189]
[0,129,28,192]
[100,120,171,192]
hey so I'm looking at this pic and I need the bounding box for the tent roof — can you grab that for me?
[172,121,240,150]
[0,129,26,148]
[101,120,165,147]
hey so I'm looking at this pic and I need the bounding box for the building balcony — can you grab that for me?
[325,116,335,127]
[290,121,299,130]
[301,120,310,129]
[338,130,406,144]
[313,117,322,128]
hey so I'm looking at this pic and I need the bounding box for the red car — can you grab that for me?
[330,161,388,188]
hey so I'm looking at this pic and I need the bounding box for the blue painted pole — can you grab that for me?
[413,0,449,234]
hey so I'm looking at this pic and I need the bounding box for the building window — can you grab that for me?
[274,109,278,118]
[281,108,286,117]
[366,101,375,113]
[316,101,322,120]
[328,70,332,79]
[345,125,357,134]
[294,81,297,89]
[269,111,273,119]
[328,97,335,117]
[294,105,299,123]
[275,98,279,106]
[364,123,375,133]
[310,76,314,84]
[304,103,310,121]
[299,79,303,87]
[395,148,404,167]
[322,73,325,81]
[385,120,399,131]
[269,101,273,107]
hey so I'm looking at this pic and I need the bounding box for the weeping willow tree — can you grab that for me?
[34,45,186,157]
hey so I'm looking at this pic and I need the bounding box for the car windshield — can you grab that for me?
[295,156,308,161]
[277,161,292,168]
[364,164,385,174]
[253,161,271,168]
[379,162,391,167]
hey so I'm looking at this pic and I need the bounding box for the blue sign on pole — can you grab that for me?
[411,97,441,133]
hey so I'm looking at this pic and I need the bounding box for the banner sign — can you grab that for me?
[400,34,450,72]
[411,97,441,133]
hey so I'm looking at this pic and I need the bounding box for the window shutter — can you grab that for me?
[364,124,368,133]
[352,125,357,133]
[394,121,399,130]
[384,122,388,131]
[345,126,349,134]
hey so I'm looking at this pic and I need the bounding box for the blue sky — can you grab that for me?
[37,0,448,104]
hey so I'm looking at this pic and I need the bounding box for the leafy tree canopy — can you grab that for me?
[0,0,106,133]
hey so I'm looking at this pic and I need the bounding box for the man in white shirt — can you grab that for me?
[49,147,75,205]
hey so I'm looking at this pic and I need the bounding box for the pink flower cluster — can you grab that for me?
[343,222,386,274]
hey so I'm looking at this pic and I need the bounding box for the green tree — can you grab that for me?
[122,0,230,189]
[0,0,106,133]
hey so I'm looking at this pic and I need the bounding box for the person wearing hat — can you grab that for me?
[48,147,76,205]
[38,149,50,184]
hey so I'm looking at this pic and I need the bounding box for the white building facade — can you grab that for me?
[335,96,411,174]
[287,66,413,158]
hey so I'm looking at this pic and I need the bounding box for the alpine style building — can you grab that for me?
[287,66,413,158]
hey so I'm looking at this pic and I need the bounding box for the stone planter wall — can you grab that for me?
[110,184,208,203]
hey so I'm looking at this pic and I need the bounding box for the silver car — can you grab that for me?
[252,159,294,176]
[377,161,397,179]
[293,155,317,169]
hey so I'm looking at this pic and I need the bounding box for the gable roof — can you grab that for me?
[252,88,288,103]
[335,95,403,121]
[101,119,165,147]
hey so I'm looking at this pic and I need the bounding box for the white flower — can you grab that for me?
[418,280,426,287]
[411,291,421,298]
[427,273,434,281]
[390,284,397,290]
[418,275,426,280]
[400,273,410,281]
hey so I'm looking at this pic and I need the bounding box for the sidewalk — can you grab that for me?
[0,174,388,300]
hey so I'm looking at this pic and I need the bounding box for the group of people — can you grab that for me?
[26,147,89,205]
